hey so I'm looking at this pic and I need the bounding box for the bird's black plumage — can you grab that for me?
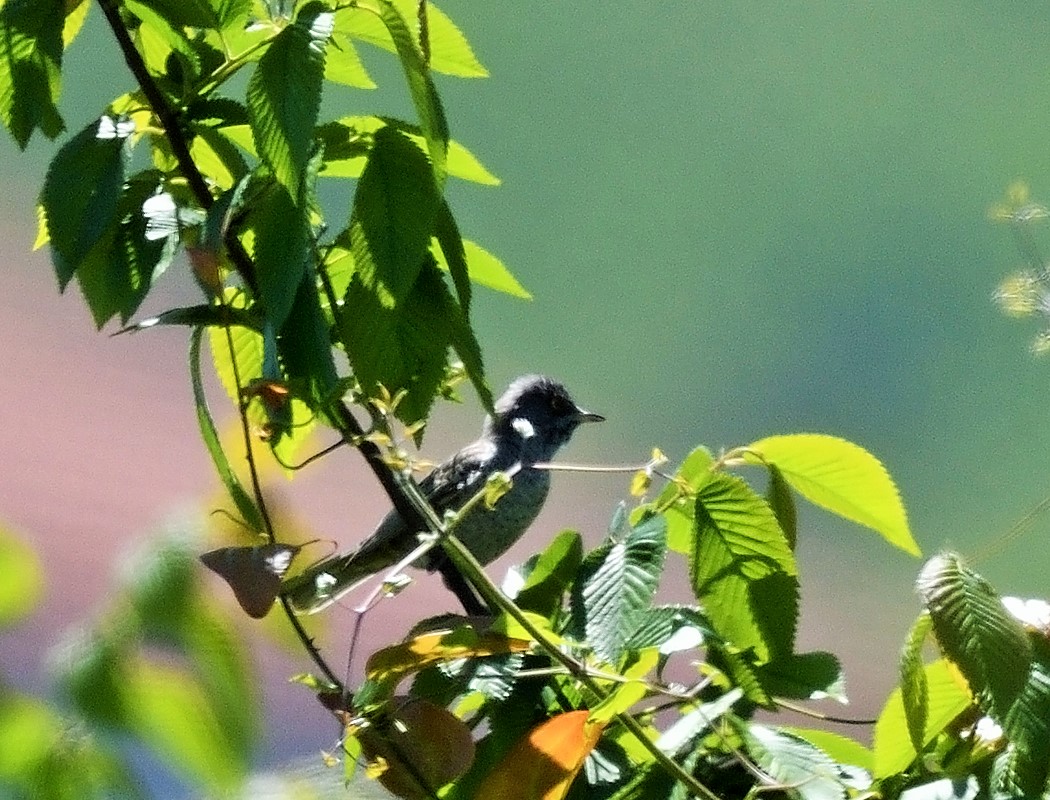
[283,375,602,613]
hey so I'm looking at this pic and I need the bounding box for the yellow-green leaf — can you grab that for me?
[873,658,972,778]
[746,433,918,556]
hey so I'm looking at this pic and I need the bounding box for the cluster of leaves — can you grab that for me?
[6,1,1050,799]
[0,520,258,798]
[333,434,921,800]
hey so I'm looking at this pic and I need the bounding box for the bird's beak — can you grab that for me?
[575,408,605,424]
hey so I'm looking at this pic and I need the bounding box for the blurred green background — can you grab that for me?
[2,0,1050,792]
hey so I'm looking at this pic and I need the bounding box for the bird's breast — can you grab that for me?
[447,466,551,566]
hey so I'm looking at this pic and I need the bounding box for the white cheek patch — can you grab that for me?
[511,417,535,439]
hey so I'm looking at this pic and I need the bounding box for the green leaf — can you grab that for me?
[873,658,972,778]
[765,464,797,550]
[573,514,666,665]
[0,0,65,149]
[900,612,933,757]
[514,529,583,619]
[39,116,130,289]
[743,724,848,800]
[623,605,708,653]
[74,169,177,327]
[0,525,42,626]
[757,651,846,703]
[782,727,873,772]
[692,471,796,584]
[193,327,266,533]
[117,304,262,335]
[340,260,455,424]
[247,3,332,194]
[127,0,218,28]
[746,433,918,556]
[651,446,714,553]
[278,273,339,411]
[250,181,309,329]
[342,0,487,78]
[349,125,441,305]
[341,1,449,178]
[916,552,1030,720]
[324,32,374,88]
[317,115,499,185]
[996,638,1050,797]
[432,237,530,299]
[434,199,471,312]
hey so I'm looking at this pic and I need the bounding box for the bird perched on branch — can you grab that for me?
[283,375,604,614]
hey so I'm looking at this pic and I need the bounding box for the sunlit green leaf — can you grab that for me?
[338,1,449,178]
[432,237,529,299]
[324,32,374,88]
[247,3,331,194]
[783,727,873,772]
[0,0,65,148]
[573,514,666,664]
[746,433,918,556]
[741,724,847,800]
[900,612,933,756]
[873,658,972,778]
[917,552,1030,720]
[650,446,714,553]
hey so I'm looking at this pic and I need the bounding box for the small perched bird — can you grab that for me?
[283,375,604,613]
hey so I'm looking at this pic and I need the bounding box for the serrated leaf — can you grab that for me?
[691,471,796,586]
[746,433,918,556]
[247,3,331,194]
[340,261,455,424]
[873,658,972,778]
[117,304,262,335]
[652,446,714,553]
[74,171,177,326]
[783,727,874,772]
[766,464,797,550]
[575,515,666,664]
[0,525,42,626]
[324,31,374,88]
[432,237,529,299]
[900,612,933,756]
[249,181,309,329]
[340,0,486,77]
[917,552,1030,720]
[434,199,470,312]
[0,0,65,148]
[997,637,1050,797]
[342,1,449,179]
[40,116,130,289]
[623,605,708,652]
[743,724,849,800]
[318,114,498,185]
[349,125,441,305]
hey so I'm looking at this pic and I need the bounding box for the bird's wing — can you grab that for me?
[282,439,499,613]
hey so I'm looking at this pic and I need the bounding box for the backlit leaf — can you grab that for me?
[247,3,331,194]
[0,525,42,626]
[0,0,65,148]
[873,658,972,778]
[746,434,918,556]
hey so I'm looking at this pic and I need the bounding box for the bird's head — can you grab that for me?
[487,375,604,454]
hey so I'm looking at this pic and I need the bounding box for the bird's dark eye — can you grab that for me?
[549,394,571,414]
